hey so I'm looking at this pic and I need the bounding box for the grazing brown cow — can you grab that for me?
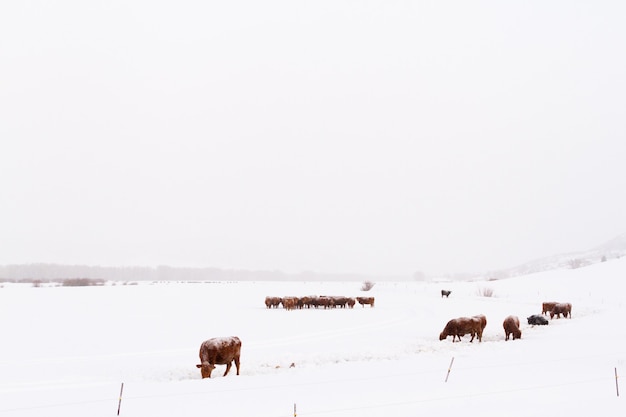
[473,314,487,334]
[356,297,375,308]
[196,336,242,379]
[503,315,522,340]
[550,303,572,319]
[439,317,483,342]
[542,302,558,315]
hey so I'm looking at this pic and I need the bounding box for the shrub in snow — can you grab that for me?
[477,286,494,297]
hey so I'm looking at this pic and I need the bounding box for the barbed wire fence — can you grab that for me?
[0,351,623,416]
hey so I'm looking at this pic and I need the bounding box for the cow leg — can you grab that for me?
[234,356,241,375]
[224,362,232,376]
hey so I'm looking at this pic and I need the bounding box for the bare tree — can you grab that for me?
[568,258,583,269]
[477,286,494,297]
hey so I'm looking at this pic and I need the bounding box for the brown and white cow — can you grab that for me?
[503,315,521,340]
[542,302,558,315]
[196,336,242,379]
[550,302,572,319]
[439,316,483,342]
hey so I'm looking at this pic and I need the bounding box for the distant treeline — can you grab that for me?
[0,263,397,282]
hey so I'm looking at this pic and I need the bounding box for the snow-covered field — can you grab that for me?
[1,259,625,416]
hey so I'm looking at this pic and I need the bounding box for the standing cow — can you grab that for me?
[550,303,572,319]
[196,336,242,379]
[356,297,375,308]
[281,297,299,310]
[542,302,558,315]
[265,296,282,309]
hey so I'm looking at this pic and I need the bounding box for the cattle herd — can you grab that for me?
[264,295,375,310]
[195,291,572,379]
[438,297,572,344]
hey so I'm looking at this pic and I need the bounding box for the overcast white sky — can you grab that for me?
[1,1,625,276]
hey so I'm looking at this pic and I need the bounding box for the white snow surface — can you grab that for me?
[1,259,626,416]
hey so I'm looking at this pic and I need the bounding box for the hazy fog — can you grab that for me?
[2,1,625,275]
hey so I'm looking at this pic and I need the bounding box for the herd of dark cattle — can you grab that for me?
[264,295,375,310]
[438,297,573,344]
[195,292,572,379]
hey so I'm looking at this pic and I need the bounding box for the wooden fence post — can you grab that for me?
[445,357,455,382]
[615,368,620,397]
[117,382,124,415]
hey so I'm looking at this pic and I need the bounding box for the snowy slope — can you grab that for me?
[1,258,625,416]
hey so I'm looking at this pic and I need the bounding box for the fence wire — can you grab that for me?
[0,350,623,415]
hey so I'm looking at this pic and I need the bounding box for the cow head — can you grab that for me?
[196,362,216,378]
[439,332,447,341]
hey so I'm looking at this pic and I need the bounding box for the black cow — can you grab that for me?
[527,314,549,325]
[441,290,451,298]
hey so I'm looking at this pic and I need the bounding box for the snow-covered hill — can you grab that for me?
[486,232,626,278]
